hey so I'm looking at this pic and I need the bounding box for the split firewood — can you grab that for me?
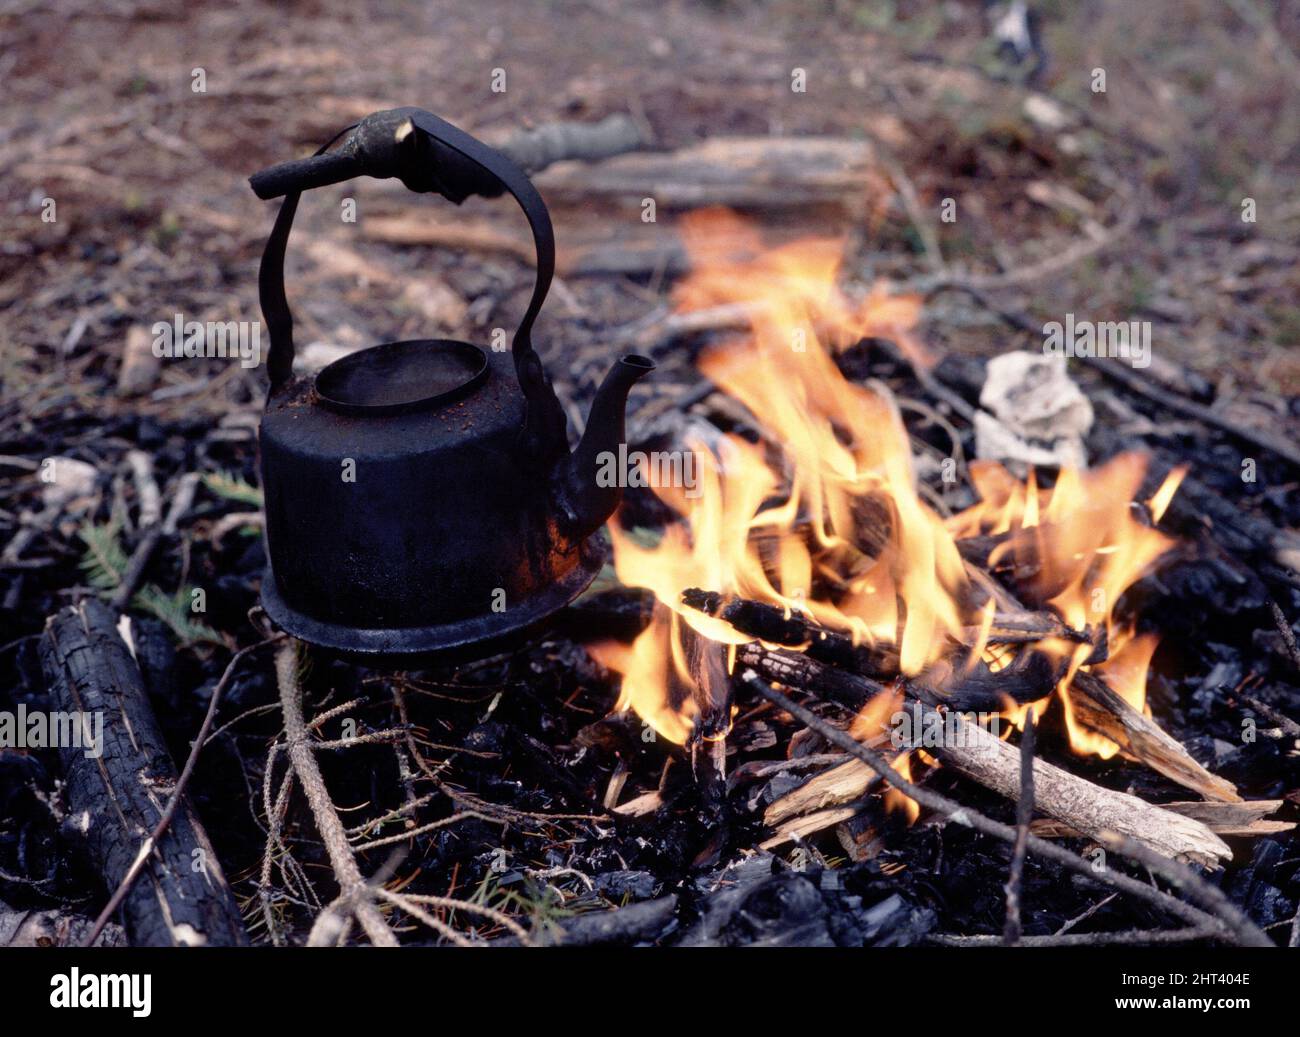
[1069,671,1241,803]
[38,598,248,947]
[683,588,1092,666]
[761,804,863,849]
[763,757,878,827]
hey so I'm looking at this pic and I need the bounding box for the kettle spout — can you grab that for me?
[556,354,655,539]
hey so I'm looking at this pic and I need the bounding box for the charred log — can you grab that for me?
[38,599,247,947]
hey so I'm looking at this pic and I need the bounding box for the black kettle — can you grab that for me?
[249,107,653,660]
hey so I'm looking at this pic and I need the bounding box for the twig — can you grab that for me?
[874,144,945,275]
[930,926,1220,947]
[1056,892,1118,935]
[740,672,1271,946]
[1236,693,1300,740]
[109,471,201,610]
[276,641,398,947]
[1003,707,1035,945]
[1094,831,1272,946]
[1269,601,1300,673]
[905,198,1141,294]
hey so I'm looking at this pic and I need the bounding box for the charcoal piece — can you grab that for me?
[592,869,661,901]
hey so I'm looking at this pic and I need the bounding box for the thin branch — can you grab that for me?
[1003,707,1036,945]
[276,641,398,947]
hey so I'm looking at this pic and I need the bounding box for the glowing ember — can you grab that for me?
[593,211,1183,786]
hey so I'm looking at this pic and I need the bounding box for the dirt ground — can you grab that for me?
[3,0,1298,408]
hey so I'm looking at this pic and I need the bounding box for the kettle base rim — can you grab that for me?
[259,543,604,664]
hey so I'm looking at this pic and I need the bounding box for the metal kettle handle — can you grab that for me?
[251,108,556,416]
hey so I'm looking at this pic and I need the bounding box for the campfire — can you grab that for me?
[591,211,1274,879]
[7,54,1298,958]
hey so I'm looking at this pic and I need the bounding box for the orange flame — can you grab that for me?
[596,211,1181,763]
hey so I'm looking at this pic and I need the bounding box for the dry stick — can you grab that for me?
[1270,601,1300,673]
[1091,357,1300,471]
[275,642,398,947]
[1057,892,1118,935]
[931,927,1221,948]
[1094,831,1269,942]
[934,712,1229,866]
[740,673,1272,947]
[110,471,200,610]
[259,761,296,947]
[906,199,1141,295]
[874,145,945,275]
[1069,671,1239,803]
[83,633,284,948]
[374,887,471,947]
[1003,708,1036,946]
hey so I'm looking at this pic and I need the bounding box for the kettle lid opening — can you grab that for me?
[314,339,488,416]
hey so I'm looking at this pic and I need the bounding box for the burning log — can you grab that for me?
[739,644,1233,867]
[674,617,732,811]
[693,589,1236,802]
[1069,671,1240,803]
[682,588,1095,677]
[38,599,247,947]
[682,587,891,677]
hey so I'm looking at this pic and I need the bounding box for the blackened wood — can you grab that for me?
[685,588,1095,694]
[494,895,678,947]
[39,599,247,947]
[682,589,893,677]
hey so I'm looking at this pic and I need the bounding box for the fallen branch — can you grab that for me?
[535,136,880,211]
[694,588,1234,801]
